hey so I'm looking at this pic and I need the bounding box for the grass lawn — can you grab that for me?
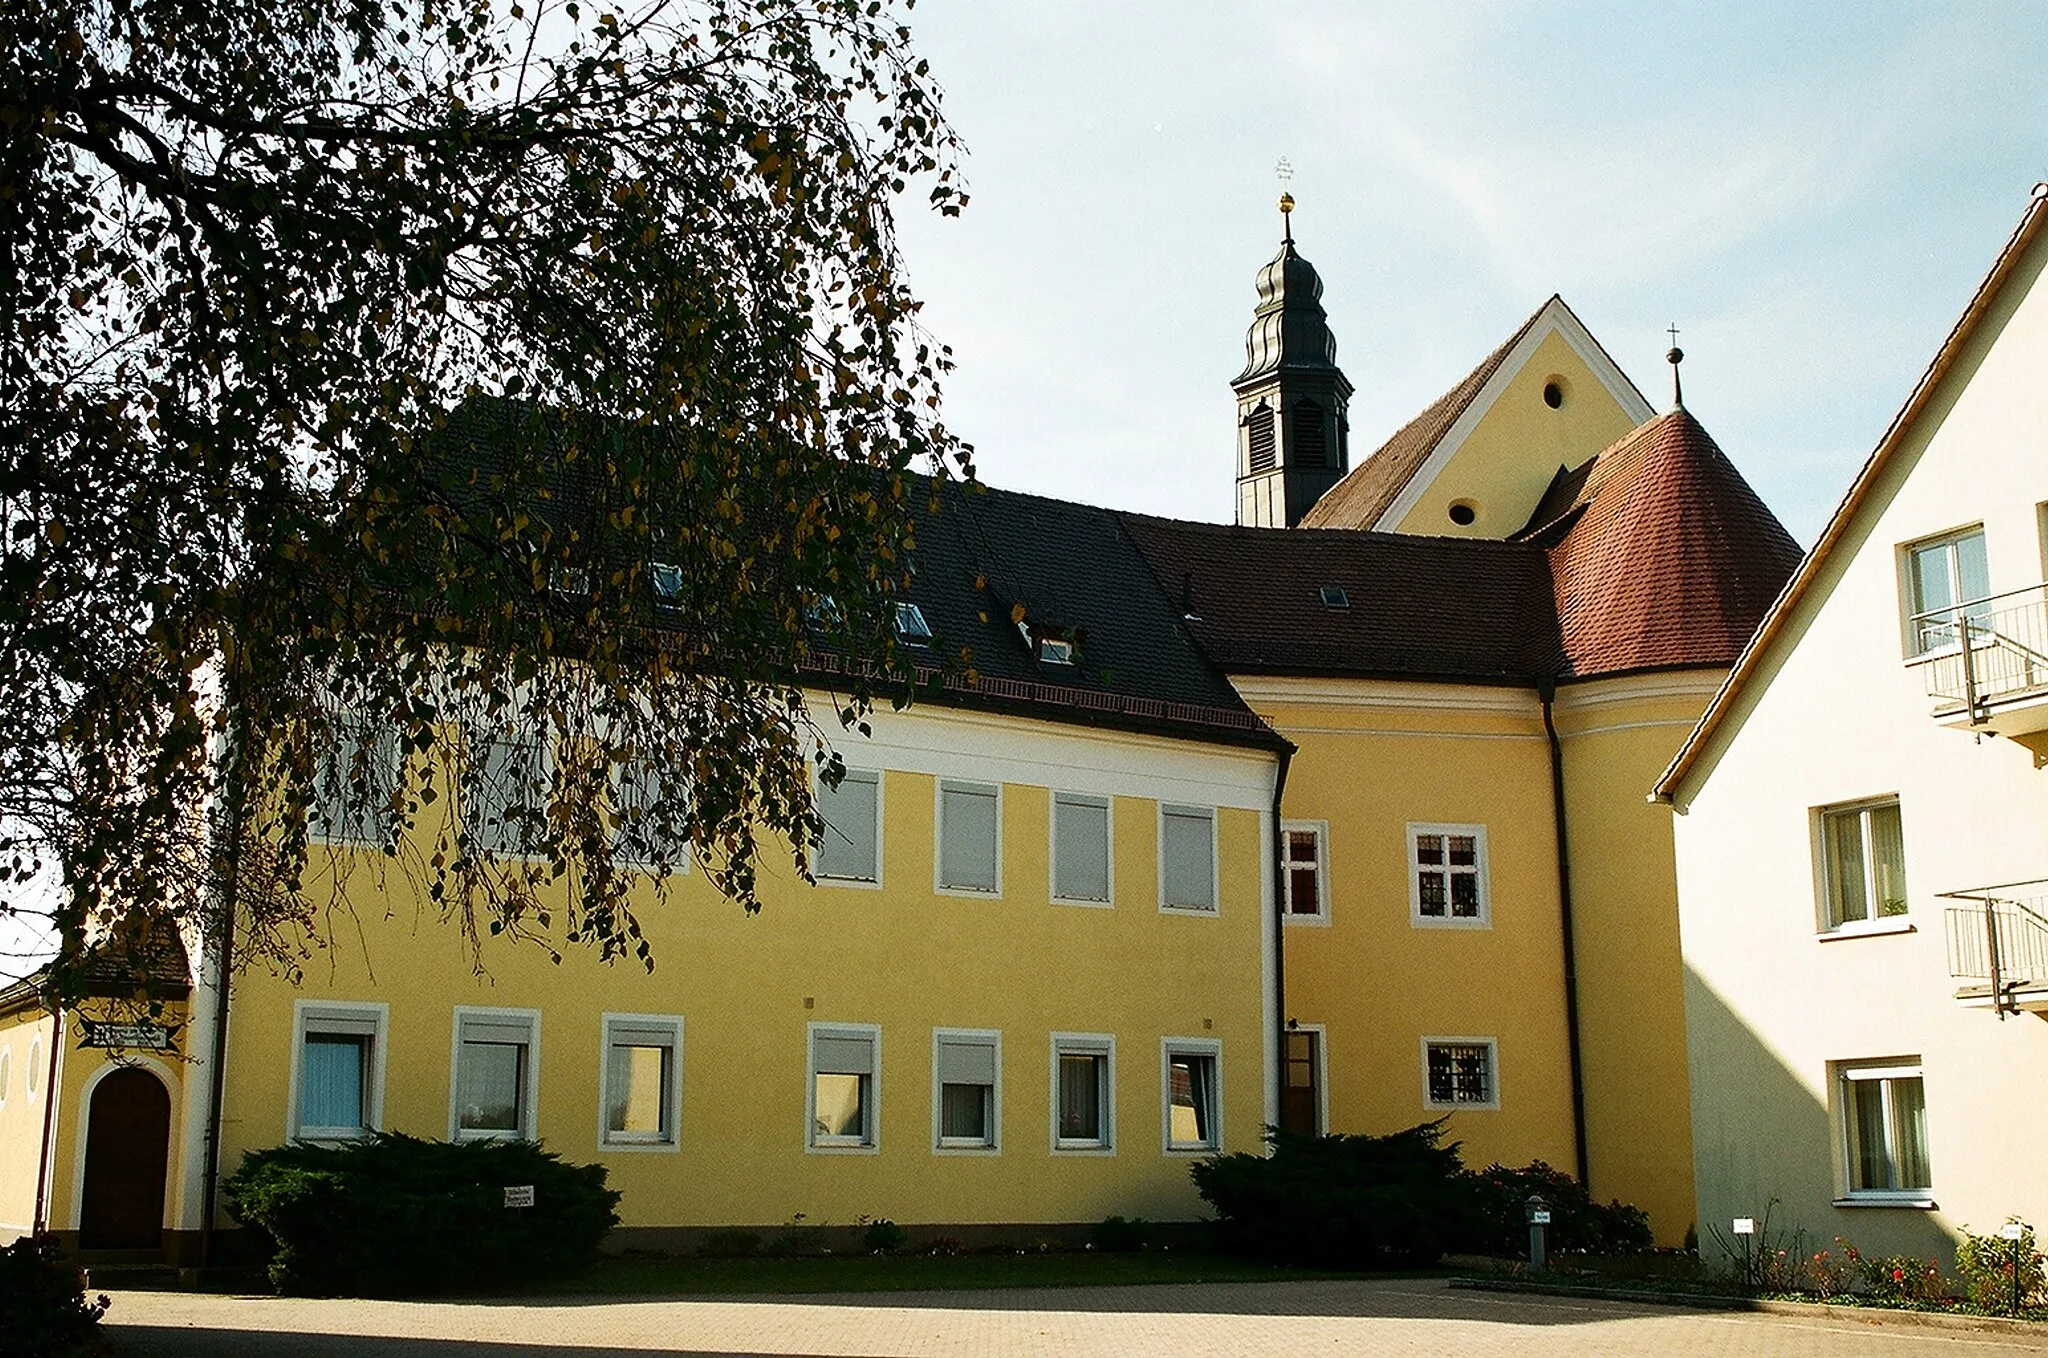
[534,1250,1382,1297]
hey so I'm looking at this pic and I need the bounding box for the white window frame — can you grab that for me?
[1421,1036,1500,1111]
[1049,791,1114,908]
[1281,820,1330,925]
[934,779,1003,897]
[1899,525,1990,659]
[599,1013,684,1152]
[1160,1037,1223,1154]
[309,719,399,848]
[464,732,551,861]
[813,767,883,889]
[1408,823,1491,929]
[449,1006,541,1141]
[931,1027,1001,1154]
[288,1000,389,1142]
[1050,1032,1116,1154]
[1158,803,1219,914]
[807,1022,880,1153]
[1813,797,1910,935]
[1833,1059,1935,1206]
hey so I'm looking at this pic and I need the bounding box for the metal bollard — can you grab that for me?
[1526,1194,1550,1272]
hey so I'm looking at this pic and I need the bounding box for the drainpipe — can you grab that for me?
[198,666,247,1272]
[1536,677,1591,1190]
[32,1000,63,1237]
[1268,742,1294,1139]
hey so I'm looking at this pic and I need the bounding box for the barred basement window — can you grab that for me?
[1291,399,1326,468]
[1424,1039,1497,1109]
[1245,403,1276,473]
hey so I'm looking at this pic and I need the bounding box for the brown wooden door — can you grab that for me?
[1279,1029,1320,1135]
[79,1066,171,1250]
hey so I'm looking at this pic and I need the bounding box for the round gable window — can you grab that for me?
[1448,501,1478,527]
[1542,379,1566,409]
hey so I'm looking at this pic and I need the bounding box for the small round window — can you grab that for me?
[1542,380,1565,409]
[1448,501,1478,527]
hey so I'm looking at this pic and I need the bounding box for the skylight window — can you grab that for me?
[893,601,933,647]
[649,561,684,609]
[1016,619,1077,666]
[1318,585,1349,609]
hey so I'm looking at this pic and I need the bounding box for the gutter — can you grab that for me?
[32,998,62,1236]
[1536,677,1591,1189]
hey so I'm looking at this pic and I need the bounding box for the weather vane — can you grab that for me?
[1276,157,1295,240]
[1666,323,1685,410]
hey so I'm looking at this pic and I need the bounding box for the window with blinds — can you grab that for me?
[1291,399,1326,469]
[309,720,399,848]
[1160,805,1217,911]
[1052,1034,1114,1151]
[466,734,546,859]
[1052,793,1111,904]
[1164,1043,1221,1151]
[815,768,880,883]
[1245,403,1276,473]
[934,1030,999,1149]
[937,780,999,894]
[603,1015,682,1148]
[453,1009,538,1140]
[293,1003,385,1140]
[809,1025,878,1148]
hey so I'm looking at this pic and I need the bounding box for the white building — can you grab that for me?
[1656,184,2048,1264]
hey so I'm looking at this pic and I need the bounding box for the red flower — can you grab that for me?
[1892,1267,1905,1282]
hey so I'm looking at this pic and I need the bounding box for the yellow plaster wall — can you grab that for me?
[1392,329,1641,539]
[1552,671,1724,1244]
[0,1009,56,1238]
[216,767,1269,1231]
[1253,683,1579,1172]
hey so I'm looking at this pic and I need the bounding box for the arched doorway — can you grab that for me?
[79,1066,171,1250]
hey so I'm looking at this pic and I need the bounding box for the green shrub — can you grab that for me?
[1191,1120,1479,1268]
[1955,1224,2044,1311]
[699,1229,763,1257]
[1463,1160,1653,1256]
[0,1236,108,1358]
[223,1132,621,1296]
[861,1217,907,1255]
[1092,1215,1150,1253]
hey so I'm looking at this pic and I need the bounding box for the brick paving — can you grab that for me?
[103,1278,2048,1357]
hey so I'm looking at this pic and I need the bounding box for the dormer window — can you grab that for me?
[649,561,684,611]
[1016,618,1078,666]
[893,602,933,647]
[805,595,843,629]
[1318,585,1349,609]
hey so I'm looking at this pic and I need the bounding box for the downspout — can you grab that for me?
[1268,742,1293,1137]
[1537,677,1591,1190]
[198,661,247,1272]
[32,1000,62,1236]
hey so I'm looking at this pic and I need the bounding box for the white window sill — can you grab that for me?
[1818,918,1915,942]
[936,884,1002,899]
[814,875,883,891]
[1160,903,1219,916]
[1283,913,1331,928]
[1834,1196,1938,1210]
[1053,1140,1114,1156]
[1165,1142,1220,1155]
[1413,916,1491,931]
[602,1136,680,1154]
[1424,1102,1501,1113]
[934,1140,999,1155]
[1052,896,1115,910]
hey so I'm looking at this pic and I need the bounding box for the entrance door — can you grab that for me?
[1279,1029,1321,1135]
[79,1066,171,1250]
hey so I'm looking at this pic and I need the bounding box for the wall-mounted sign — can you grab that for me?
[1732,1218,1756,1236]
[503,1185,535,1209]
[79,1020,177,1051]
[1530,1209,1552,1225]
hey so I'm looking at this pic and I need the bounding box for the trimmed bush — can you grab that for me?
[1092,1215,1150,1253]
[861,1218,907,1255]
[1464,1160,1653,1256]
[1191,1120,1479,1268]
[0,1235,108,1358]
[224,1132,621,1296]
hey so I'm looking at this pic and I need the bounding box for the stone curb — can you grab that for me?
[1449,1276,2048,1336]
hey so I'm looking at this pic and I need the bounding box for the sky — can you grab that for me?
[890,1,2048,545]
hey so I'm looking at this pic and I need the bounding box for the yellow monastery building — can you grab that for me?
[0,207,1800,1262]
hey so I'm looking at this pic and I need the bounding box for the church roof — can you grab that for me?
[1297,301,1546,529]
[1122,406,1800,686]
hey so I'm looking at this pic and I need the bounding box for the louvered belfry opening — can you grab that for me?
[1291,399,1326,469]
[1246,403,1276,474]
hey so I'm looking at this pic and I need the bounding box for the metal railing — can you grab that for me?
[1941,879,2048,1018]
[1913,583,2048,724]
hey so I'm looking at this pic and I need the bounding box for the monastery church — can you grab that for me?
[0,199,1800,1262]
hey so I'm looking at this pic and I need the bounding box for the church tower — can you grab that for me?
[1233,194,1354,527]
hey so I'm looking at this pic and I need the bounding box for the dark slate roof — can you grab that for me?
[1297,299,1548,530]
[890,481,1283,747]
[1118,516,1563,683]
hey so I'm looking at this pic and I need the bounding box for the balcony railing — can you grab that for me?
[1913,583,2048,726]
[1941,879,2048,1017]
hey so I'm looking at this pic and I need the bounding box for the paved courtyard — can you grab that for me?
[103,1278,2048,1357]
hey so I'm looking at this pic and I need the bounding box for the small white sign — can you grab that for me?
[2001,1223,2027,1241]
[1531,1210,1552,1225]
[1732,1218,1756,1236]
[503,1185,535,1209]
